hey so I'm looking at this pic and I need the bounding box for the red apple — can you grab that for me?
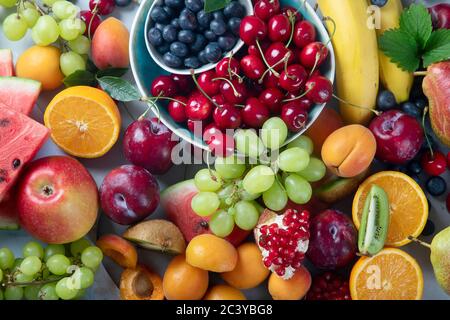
[17,156,99,244]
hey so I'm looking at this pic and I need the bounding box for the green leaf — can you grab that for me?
[97,76,141,102]
[96,67,129,78]
[379,28,420,72]
[63,70,96,87]
[204,0,231,13]
[399,3,432,50]
[423,29,450,67]
[86,59,98,73]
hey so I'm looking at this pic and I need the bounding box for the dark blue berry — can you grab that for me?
[150,6,170,23]
[204,42,222,63]
[415,98,427,109]
[390,164,408,174]
[178,30,196,44]
[204,29,217,41]
[170,41,189,57]
[184,56,201,68]
[376,90,396,111]
[147,27,163,46]
[210,19,227,35]
[185,0,203,12]
[163,52,182,67]
[218,34,236,51]
[410,174,421,185]
[191,34,206,52]
[223,1,245,18]
[114,0,131,7]
[179,9,198,30]
[171,18,180,29]
[197,10,212,28]
[198,50,208,64]
[227,17,241,36]
[407,160,422,175]
[402,101,421,118]
[426,176,446,196]
[156,42,170,54]
[162,25,177,43]
[162,6,175,18]
[164,0,183,9]
[421,219,435,236]
[370,0,388,6]
[155,23,166,31]
[212,11,225,21]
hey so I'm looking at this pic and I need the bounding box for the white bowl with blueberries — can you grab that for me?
[145,0,253,74]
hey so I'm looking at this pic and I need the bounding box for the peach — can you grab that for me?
[321,124,376,178]
[221,243,269,289]
[120,264,164,300]
[268,266,312,300]
[305,108,343,155]
[186,234,238,272]
[203,285,246,300]
[96,234,138,269]
[92,17,129,70]
[163,255,209,300]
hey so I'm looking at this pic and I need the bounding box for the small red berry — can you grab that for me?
[421,150,447,176]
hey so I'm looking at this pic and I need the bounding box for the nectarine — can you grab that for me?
[268,266,312,300]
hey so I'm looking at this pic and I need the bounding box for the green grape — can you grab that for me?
[81,246,103,270]
[234,200,259,230]
[60,51,86,76]
[14,272,34,283]
[216,183,234,208]
[55,277,78,300]
[297,157,326,182]
[23,241,44,259]
[191,192,220,216]
[4,286,23,300]
[46,254,71,275]
[72,267,94,289]
[0,0,17,8]
[3,14,28,41]
[285,174,312,204]
[74,288,86,300]
[59,19,81,41]
[24,285,41,300]
[12,258,23,272]
[234,129,265,159]
[251,200,265,214]
[39,283,59,300]
[214,156,246,180]
[278,147,310,173]
[243,165,275,194]
[287,135,314,155]
[20,256,42,276]
[52,1,78,20]
[194,168,223,192]
[32,15,59,46]
[68,35,90,55]
[70,238,90,256]
[260,117,288,150]
[0,269,3,282]
[21,8,39,27]
[262,179,288,211]
[44,244,66,262]
[42,0,59,6]
[209,210,235,237]
[238,188,260,201]
[0,247,14,270]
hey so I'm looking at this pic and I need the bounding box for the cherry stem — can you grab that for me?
[322,16,337,48]
[309,52,321,77]
[255,40,280,77]
[257,53,289,83]
[422,106,434,158]
[139,96,160,120]
[282,86,313,102]
[148,96,186,105]
[332,94,381,116]
[414,71,428,77]
[408,236,431,249]
[213,77,240,98]
[285,13,296,48]
[190,69,219,108]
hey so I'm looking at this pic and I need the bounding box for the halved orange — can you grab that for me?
[352,171,428,247]
[44,86,121,158]
[350,248,423,300]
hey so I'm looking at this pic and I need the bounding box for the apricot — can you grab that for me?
[221,243,269,289]
[16,45,64,91]
[186,234,238,272]
[305,108,343,155]
[96,234,137,269]
[203,285,246,300]
[163,255,209,300]
[321,124,376,178]
[268,266,312,300]
[92,17,129,70]
[120,265,164,300]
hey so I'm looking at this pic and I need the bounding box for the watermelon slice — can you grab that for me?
[0,49,14,77]
[0,188,19,230]
[0,77,41,115]
[0,105,49,202]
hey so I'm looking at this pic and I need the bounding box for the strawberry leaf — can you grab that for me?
[204,0,231,13]
[423,29,450,67]
[399,3,432,50]
[379,28,420,72]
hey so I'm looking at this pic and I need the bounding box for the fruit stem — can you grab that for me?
[422,106,434,158]
[285,13,296,48]
[5,276,64,288]
[308,52,321,77]
[414,71,428,77]
[190,70,219,108]
[332,94,381,116]
[322,16,337,48]
[148,96,186,106]
[139,98,160,120]
[255,40,280,77]
[257,53,289,84]
[282,86,313,102]
[408,236,431,249]
[212,77,240,98]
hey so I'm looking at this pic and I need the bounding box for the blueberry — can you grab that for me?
[212,11,225,21]
[156,42,170,54]
[223,1,245,18]
[155,23,166,31]
[163,52,183,68]
[162,6,175,18]
[402,101,421,118]
[426,176,446,196]
[162,25,177,43]
[179,9,198,30]
[210,19,227,35]
[410,174,421,185]
[178,30,195,44]
[370,0,387,6]
[150,6,170,23]
[164,0,183,9]
[197,10,212,28]
[171,18,180,29]
[198,50,208,64]
[407,160,422,175]
[421,219,435,236]
[390,164,408,174]
[204,30,217,41]
[204,42,222,63]
[191,34,206,52]
[376,90,396,111]
[218,34,237,51]
[115,0,131,7]
[227,17,241,36]
[147,27,163,46]
[184,56,201,68]
[185,0,203,12]
[170,41,189,57]
[415,98,427,109]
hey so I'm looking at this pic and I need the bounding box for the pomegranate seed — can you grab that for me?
[276,268,285,277]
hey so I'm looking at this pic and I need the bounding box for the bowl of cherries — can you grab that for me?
[130,0,335,155]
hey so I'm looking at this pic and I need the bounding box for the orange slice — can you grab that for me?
[352,171,428,247]
[350,248,423,300]
[44,86,121,158]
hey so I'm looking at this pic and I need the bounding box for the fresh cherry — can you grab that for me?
[220,79,248,104]
[151,75,178,97]
[421,151,447,176]
[268,14,292,43]
[281,101,308,132]
[241,97,270,128]
[245,78,265,96]
[186,91,213,120]
[197,70,221,96]
[281,5,302,22]
[239,15,267,45]
[215,57,240,78]
[299,42,329,69]
[254,0,280,21]
[293,20,316,48]
[187,119,205,135]
[248,39,270,56]
[264,42,294,71]
[80,10,102,37]
[259,87,284,113]
[284,95,313,111]
[240,55,266,80]
[89,0,115,15]
[213,104,242,129]
[279,64,307,92]
[203,124,234,157]
[305,76,333,104]
[171,74,193,92]
[168,96,188,123]
[212,94,227,106]
[263,70,282,89]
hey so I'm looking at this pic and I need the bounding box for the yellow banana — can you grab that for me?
[376,0,413,103]
[317,0,379,125]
